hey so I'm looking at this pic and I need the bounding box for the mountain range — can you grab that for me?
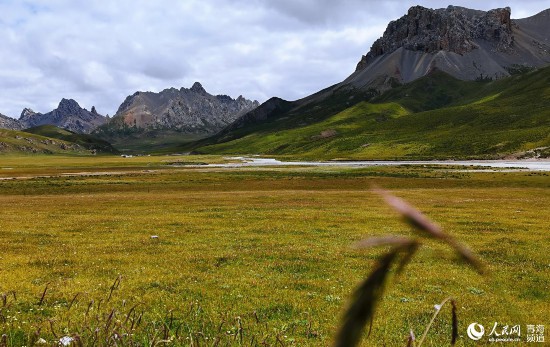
[186,6,550,159]
[19,99,107,133]
[109,82,258,133]
[0,83,258,136]
[0,99,107,133]
[1,5,549,158]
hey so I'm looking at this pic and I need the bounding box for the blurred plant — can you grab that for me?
[334,188,485,347]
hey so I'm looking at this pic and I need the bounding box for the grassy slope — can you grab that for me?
[194,68,550,159]
[0,128,91,155]
[111,130,207,154]
[23,125,119,154]
[0,157,548,345]
[178,86,379,154]
[93,114,220,154]
[94,125,209,154]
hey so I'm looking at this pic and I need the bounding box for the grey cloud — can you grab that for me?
[257,0,385,27]
[141,57,191,81]
[0,0,548,118]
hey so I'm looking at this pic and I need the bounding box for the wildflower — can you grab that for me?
[59,336,73,346]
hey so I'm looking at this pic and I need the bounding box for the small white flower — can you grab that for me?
[434,304,442,311]
[35,338,48,345]
[59,336,73,346]
[409,329,416,340]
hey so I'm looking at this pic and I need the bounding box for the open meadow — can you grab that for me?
[0,155,549,346]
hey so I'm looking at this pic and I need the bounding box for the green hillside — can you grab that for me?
[23,125,119,154]
[191,67,550,159]
[0,128,91,155]
[92,116,210,154]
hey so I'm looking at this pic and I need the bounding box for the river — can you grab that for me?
[197,157,550,171]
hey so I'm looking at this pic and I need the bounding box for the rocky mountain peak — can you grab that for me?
[190,82,207,94]
[356,5,514,71]
[58,98,81,114]
[97,84,259,136]
[91,106,98,115]
[17,98,106,133]
[20,108,37,119]
[343,5,549,93]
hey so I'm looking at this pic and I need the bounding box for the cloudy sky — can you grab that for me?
[1,0,548,118]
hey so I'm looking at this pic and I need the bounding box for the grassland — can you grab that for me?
[0,155,548,346]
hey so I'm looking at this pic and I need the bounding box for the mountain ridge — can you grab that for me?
[99,82,259,135]
[17,99,107,134]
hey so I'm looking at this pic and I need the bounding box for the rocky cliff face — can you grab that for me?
[357,6,513,70]
[347,6,550,90]
[18,99,107,133]
[0,113,22,130]
[101,82,259,134]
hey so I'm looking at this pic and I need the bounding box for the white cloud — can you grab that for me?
[0,0,548,118]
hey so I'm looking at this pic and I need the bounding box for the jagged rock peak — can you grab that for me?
[57,98,82,113]
[190,82,207,94]
[102,83,260,135]
[20,108,37,119]
[17,98,106,133]
[91,106,98,115]
[356,5,514,71]
[59,98,79,106]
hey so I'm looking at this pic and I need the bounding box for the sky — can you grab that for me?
[1,0,549,118]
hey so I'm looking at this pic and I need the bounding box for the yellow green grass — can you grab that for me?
[0,156,549,346]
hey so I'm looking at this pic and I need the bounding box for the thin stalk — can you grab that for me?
[417,297,452,347]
